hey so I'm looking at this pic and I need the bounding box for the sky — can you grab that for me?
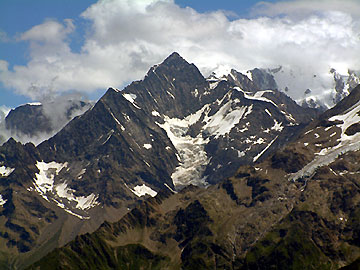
[1,0,360,111]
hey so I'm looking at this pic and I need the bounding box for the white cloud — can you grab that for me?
[0,0,360,105]
[0,29,9,42]
[20,19,75,44]
[253,0,360,19]
[0,105,11,119]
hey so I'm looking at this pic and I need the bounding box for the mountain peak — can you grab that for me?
[164,51,182,61]
[159,51,190,69]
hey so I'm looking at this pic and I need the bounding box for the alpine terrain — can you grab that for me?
[0,53,358,269]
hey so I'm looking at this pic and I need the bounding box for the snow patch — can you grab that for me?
[329,101,360,142]
[0,194,7,206]
[33,161,67,200]
[55,182,99,210]
[167,91,175,99]
[245,71,253,81]
[253,136,278,162]
[237,150,245,157]
[0,166,15,177]
[192,88,199,97]
[143,144,152,149]
[271,119,283,132]
[203,102,252,139]
[108,110,125,131]
[290,101,360,182]
[27,102,42,106]
[253,138,265,145]
[130,184,157,197]
[112,88,121,92]
[123,93,141,109]
[209,81,220,90]
[103,129,115,145]
[164,183,177,193]
[33,161,99,218]
[151,110,160,117]
[235,87,278,107]
[325,126,332,131]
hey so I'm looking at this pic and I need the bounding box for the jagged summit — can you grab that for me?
[162,51,185,64]
[147,51,198,75]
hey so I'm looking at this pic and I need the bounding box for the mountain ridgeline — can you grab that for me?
[0,52,358,269]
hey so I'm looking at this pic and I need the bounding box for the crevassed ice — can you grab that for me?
[159,114,210,189]
[0,166,15,177]
[130,184,157,197]
[159,97,253,189]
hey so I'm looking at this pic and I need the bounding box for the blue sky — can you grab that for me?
[0,0,359,109]
[0,0,98,107]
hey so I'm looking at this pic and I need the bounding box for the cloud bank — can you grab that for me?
[0,0,360,105]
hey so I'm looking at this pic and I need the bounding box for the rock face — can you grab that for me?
[0,52,323,269]
[28,86,360,270]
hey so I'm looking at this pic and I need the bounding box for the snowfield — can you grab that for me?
[0,166,15,177]
[290,101,360,182]
[32,161,100,219]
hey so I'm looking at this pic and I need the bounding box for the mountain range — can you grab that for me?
[0,53,358,269]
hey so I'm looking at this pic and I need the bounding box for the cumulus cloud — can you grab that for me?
[0,0,360,106]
